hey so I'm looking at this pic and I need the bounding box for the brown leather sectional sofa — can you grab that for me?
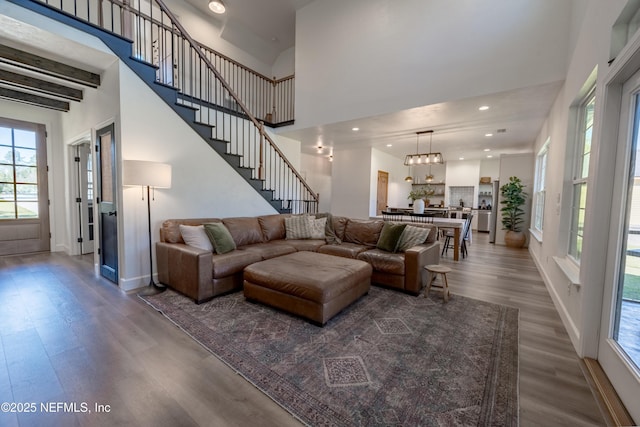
[156,214,440,303]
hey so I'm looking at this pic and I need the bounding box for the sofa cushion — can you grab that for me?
[330,216,349,242]
[179,225,213,251]
[309,217,327,239]
[238,242,297,260]
[318,242,370,259]
[273,239,326,252]
[258,214,288,241]
[222,217,265,246]
[376,223,407,253]
[397,225,431,252]
[285,215,313,239]
[203,223,236,254]
[212,250,262,279]
[161,218,221,243]
[316,212,342,244]
[357,249,405,275]
[343,219,385,247]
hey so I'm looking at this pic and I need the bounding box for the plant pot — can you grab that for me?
[412,198,425,214]
[504,230,526,248]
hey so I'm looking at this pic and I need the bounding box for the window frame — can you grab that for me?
[532,140,549,236]
[568,87,596,262]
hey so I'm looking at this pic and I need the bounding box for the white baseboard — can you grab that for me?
[529,247,582,354]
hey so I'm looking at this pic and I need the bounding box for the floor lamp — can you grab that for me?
[123,160,172,296]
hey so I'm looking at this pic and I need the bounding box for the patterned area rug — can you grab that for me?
[141,287,519,426]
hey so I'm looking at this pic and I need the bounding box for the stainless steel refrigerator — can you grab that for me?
[489,180,500,243]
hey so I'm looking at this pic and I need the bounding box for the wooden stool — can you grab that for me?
[424,264,452,302]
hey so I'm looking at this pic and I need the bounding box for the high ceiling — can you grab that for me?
[279,80,563,162]
[188,0,566,163]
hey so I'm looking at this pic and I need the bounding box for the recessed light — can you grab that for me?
[485,133,493,137]
[208,0,226,14]
[487,155,493,158]
[479,106,490,111]
[459,157,465,160]
[484,148,491,152]
[352,127,360,131]
[386,144,393,147]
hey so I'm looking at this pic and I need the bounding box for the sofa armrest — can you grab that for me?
[404,241,440,294]
[157,242,213,303]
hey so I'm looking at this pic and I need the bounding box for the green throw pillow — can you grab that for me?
[203,223,237,254]
[376,223,407,253]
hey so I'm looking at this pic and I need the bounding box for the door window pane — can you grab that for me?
[13,129,36,149]
[0,125,39,219]
[14,148,36,166]
[0,201,15,219]
[17,201,38,218]
[615,94,640,369]
[0,127,10,145]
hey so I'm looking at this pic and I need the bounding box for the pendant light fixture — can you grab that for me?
[403,130,444,166]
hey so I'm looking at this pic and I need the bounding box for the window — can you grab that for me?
[0,126,39,219]
[568,89,595,261]
[532,140,549,234]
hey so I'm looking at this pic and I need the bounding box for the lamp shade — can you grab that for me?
[123,160,172,188]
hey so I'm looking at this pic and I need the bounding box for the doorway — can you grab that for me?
[0,117,50,255]
[73,142,94,255]
[376,170,388,215]
[95,123,118,283]
[599,61,640,423]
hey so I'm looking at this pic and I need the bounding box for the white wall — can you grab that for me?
[527,0,629,357]
[479,158,500,181]
[272,47,295,78]
[294,0,573,130]
[370,148,413,216]
[164,0,274,77]
[300,153,331,213]
[330,147,372,219]
[118,62,277,290]
[445,160,481,207]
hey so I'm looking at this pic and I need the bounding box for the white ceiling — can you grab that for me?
[182,0,315,64]
[189,0,566,163]
[279,80,563,162]
[1,0,566,164]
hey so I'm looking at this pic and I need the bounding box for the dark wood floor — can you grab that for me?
[0,233,605,426]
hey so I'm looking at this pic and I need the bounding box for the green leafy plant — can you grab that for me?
[408,188,425,201]
[500,176,528,232]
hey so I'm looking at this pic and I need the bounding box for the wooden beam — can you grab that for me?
[0,44,100,88]
[0,87,70,112]
[0,69,83,101]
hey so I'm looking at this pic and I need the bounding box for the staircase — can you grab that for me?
[9,0,318,214]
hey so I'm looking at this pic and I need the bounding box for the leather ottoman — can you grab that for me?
[243,251,372,326]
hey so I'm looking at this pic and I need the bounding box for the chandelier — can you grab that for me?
[403,130,444,166]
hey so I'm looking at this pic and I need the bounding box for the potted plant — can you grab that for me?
[408,188,426,213]
[424,185,435,206]
[500,176,528,248]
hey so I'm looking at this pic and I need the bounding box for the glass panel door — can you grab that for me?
[614,93,640,368]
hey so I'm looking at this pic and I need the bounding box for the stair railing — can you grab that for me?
[33,0,317,213]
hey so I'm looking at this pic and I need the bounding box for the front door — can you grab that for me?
[95,124,118,283]
[377,170,389,215]
[0,118,49,255]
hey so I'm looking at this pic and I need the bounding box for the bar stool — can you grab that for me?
[424,264,452,302]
